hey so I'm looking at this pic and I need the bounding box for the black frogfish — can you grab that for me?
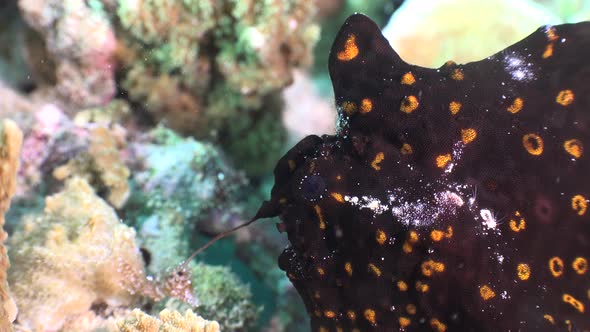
[255,14,590,332]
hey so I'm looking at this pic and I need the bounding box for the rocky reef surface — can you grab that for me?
[0,0,334,330]
[0,0,582,331]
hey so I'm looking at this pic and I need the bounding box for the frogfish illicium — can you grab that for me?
[253,13,590,332]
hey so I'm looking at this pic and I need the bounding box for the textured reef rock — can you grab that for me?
[8,177,145,331]
[163,263,260,332]
[116,0,318,133]
[53,125,131,209]
[14,0,319,176]
[118,308,220,332]
[190,263,259,332]
[128,127,247,273]
[0,1,317,329]
[382,0,561,67]
[18,0,117,108]
[18,104,71,197]
[2,108,259,331]
[15,99,131,208]
[56,308,129,332]
[257,14,590,331]
[0,120,23,330]
[115,0,318,175]
[220,95,288,176]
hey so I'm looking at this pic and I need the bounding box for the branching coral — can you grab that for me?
[0,119,23,330]
[8,177,145,331]
[118,308,220,332]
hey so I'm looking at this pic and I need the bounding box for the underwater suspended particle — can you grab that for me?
[252,14,590,332]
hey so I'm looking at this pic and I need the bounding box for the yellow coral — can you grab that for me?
[73,99,131,127]
[53,126,130,208]
[118,309,220,332]
[88,126,130,207]
[8,177,145,331]
[0,120,23,329]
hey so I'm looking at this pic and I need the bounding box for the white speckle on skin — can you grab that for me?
[344,195,388,214]
[445,162,455,174]
[439,191,464,207]
[503,52,536,82]
[343,182,476,229]
[480,209,497,229]
[501,291,510,300]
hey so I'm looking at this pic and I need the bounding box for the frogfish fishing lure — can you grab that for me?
[191,14,590,332]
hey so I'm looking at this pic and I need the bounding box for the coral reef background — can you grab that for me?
[0,0,587,331]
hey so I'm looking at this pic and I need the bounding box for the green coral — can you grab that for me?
[116,0,318,119]
[221,95,287,177]
[114,0,317,175]
[117,0,214,73]
[133,127,245,221]
[165,263,260,332]
[126,127,247,274]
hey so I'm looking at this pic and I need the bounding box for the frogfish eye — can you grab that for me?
[298,174,326,202]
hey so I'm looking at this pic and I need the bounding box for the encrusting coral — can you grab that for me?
[18,0,117,109]
[72,99,131,128]
[53,125,131,209]
[118,308,220,332]
[2,0,324,328]
[115,0,318,176]
[164,263,260,332]
[128,127,247,274]
[17,104,71,197]
[15,0,318,176]
[116,0,318,134]
[14,99,131,202]
[0,119,23,330]
[7,177,145,331]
